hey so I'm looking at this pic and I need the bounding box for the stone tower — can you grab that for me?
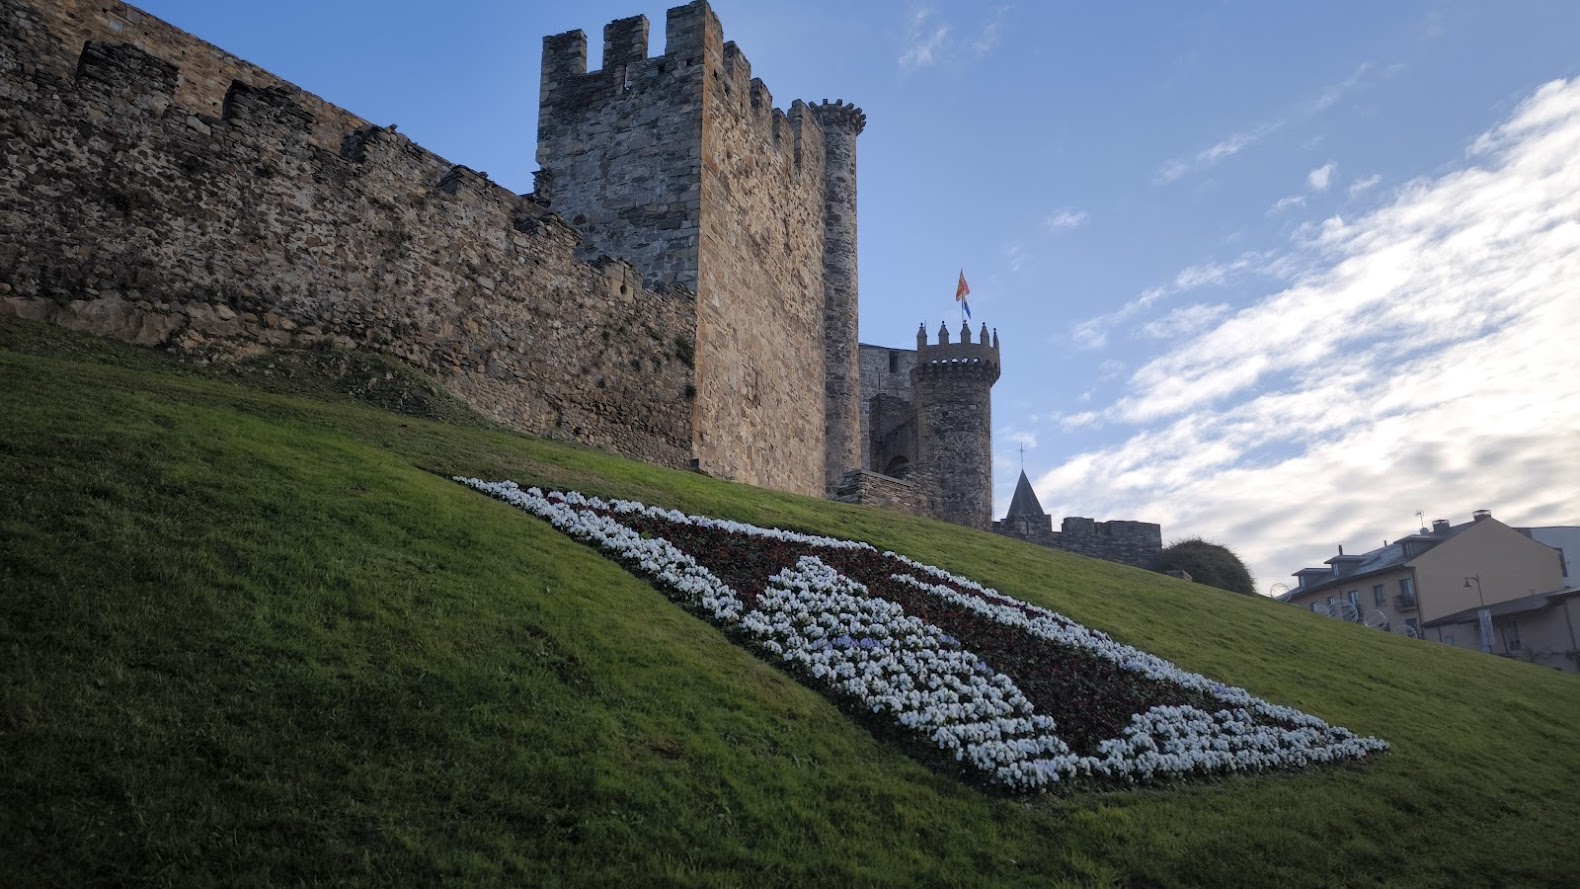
[910,321,1001,529]
[534,2,865,499]
[811,100,866,496]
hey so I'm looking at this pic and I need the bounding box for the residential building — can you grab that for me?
[1518,526,1577,587]
[1280,510,1577,673]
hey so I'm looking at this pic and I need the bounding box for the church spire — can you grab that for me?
[1006,469,1046,519]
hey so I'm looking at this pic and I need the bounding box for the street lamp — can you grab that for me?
[1464,575,1492,654]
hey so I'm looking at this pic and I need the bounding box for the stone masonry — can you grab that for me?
[0,1,696,465]
[1,0,1024,534]
[909,322,1001,529]
[993,470,1163,569]
[534,4,864,498]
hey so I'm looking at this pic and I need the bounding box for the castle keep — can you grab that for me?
[0,0,1007,530]
[533,5,865,497]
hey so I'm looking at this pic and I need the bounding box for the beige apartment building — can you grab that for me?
[1281,511,1578,673]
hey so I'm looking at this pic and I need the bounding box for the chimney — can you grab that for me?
[1432,519,1451,534]
[1473,509,1491,522]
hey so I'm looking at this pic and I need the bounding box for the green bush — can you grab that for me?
[1153,537,1256,595]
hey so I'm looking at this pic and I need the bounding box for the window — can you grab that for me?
[889,350,899,373]
[1310,603,1323,614]
[1503,622,1522,651]
[1398,577,1415,604]
[1373,584,1386,606]
[1443,634,1455,646]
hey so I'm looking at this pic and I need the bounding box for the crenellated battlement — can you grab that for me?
[73,41,177,115]
[3,0,888,507]
[221,81,313,139]
[538,1,720,111]
[809,99,867,136]
[538,1,829,177]
[603,15,650,71]
[912,322,1001,382]
[1,0,704,471]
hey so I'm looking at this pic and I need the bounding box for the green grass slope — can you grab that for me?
[3,316,1578,888]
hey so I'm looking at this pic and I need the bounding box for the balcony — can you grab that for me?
[1395,593,1418,611]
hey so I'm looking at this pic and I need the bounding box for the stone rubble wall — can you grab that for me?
[0,0,697,468]
[812,100,865,494]
[856,343,917,474]
[993,517,1164,570]
[832,470,919,515]
[536,2,842,497]
[27,0,369,154]
[909,327,999,530]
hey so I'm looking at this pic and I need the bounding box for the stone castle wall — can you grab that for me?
[0,0,696,466]
[26,0,368,153]
[832,470,919,515]
[694,38,829,496]
[910,325,999,530]
[857,343,918,472]
[534,2,856,497]
[994,516,1163,570]
[812,100,864,494]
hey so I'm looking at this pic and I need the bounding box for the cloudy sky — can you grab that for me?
[133,0,1580,592]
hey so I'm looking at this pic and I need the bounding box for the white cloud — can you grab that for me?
[899,7,1007,70]
[899,10,950,69]
[1347,174,1382,197]
[1139,303,1232,339]
[971,6,1010,55]
[1157,64,1376,183]
[1269,195,1307,214]
[1070,318,1108,350]
[1157,122,1279,183]
[1308,162,1337,191]
[1005,241,1027,273]
[1036,78,1580,590]
[1069,252,1269,348]
[1004,430,1038,449]
[1043,207,1089,231]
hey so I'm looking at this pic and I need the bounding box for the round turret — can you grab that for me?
[812,99,866,494]
[909,325,1001,529]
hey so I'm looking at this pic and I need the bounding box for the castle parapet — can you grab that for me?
[74,42,177,116]
[221,81,313,140]
[809,99,866,136]
[913,321,1000,383]
[603,15,650,70]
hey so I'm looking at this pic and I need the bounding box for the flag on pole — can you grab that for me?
[955,271,972,321]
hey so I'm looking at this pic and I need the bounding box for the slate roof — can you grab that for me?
[1005,470,1046,518]
[1284,519,1484,597]
[1425,586,1580,627]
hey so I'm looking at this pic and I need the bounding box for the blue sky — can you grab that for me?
[132,0,1580,592]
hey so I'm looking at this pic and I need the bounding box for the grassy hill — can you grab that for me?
[3,315,1577,888]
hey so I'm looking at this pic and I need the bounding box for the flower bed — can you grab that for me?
[458,478,1388,792]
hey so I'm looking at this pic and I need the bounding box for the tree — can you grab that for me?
[1152,537,1256,596]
